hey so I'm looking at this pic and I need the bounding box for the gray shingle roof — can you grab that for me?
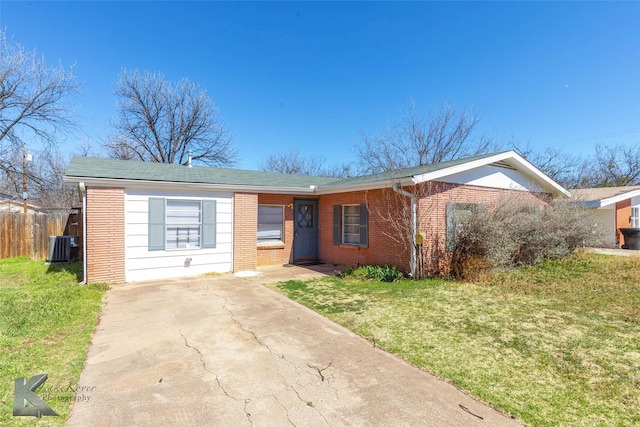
[323,152,505,188]
[65,151,533,193]
[570,185,640,203]
[65,157,341,189]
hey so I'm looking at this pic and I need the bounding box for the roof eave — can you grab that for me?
[597,188,640,207]
[314,176,416,195]
[63,176,318,195]
[411,151,571,197]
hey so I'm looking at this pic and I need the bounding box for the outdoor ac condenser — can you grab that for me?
[48,236,71,263]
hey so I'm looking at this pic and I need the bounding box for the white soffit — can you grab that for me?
[412,151,571,196]
[436,164,544,192]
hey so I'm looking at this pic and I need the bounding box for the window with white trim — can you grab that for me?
[148,198,216,251]
[343,205,360,244]
[332,204,368,248]
[258,205,284,243]
[632,207,640,228]
[166,200,201,249]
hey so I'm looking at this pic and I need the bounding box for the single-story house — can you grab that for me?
[570,185,640,247]
[0,193,41,214]
[63,150,569,284]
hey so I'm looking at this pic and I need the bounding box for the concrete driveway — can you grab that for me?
[68,264,520,426]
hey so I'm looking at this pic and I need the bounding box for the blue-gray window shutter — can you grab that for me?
[446,202,454,252]
[202,200,217,248]
[148,198,165,251]
[359,204,368,248]
[333,205,341,245]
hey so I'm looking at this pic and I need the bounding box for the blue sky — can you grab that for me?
[1,1,639,170]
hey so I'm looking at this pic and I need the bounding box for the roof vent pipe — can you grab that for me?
[187,150,193,168]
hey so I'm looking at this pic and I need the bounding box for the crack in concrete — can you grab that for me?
[307,360,333,382]
[209,288,336,425]
[243,399,253,426]
[273,396,296,426]
[285,385,331,426]
[210,289,307,388]
[179,330,252,426]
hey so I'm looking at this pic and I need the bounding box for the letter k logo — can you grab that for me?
[13,374,58,417]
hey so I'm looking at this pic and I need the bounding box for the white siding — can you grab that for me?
[124,189,233,282]
[594,206,616,238]
[438,165,545,192]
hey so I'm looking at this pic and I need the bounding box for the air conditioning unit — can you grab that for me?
[48,236,72,263]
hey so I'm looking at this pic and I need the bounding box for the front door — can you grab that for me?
[293,199,318,263]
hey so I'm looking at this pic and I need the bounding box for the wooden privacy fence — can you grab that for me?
[0,209,82,260]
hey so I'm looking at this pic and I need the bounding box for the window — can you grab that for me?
[148,198,216,251]
[446,202,482,252]
[332,204,368,248]
[166,200,201,249]
[632,207,640,228]
[343,205,360,244]
[258,205,284,243]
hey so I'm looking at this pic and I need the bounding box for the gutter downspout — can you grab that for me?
[392,182,417,278]
[79,182,87,284]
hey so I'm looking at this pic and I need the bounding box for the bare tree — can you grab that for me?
[31,151,79,207]
[366,180,446,279]
[356,102,498,174]
[0,146,78,208]
[0,145,79,208]
[585,143,640,187]
[514,144,588,189]
[106,69,236,167]
[0,30,80,172]
[260,148,352,178]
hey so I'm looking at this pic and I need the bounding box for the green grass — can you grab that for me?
[0,257,107,426]
[268,252,640,426]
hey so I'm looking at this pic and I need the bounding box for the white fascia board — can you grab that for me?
[411,151,571,197]
[63,176,318,195]
[597,188,640,208]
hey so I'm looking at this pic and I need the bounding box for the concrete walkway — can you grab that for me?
[68,264,520,426]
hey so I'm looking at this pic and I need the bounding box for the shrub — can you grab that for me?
[345,264,405,282]
[450,197,614,280]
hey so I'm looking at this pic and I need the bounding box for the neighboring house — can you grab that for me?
[63,151,569,284]
[571,185,640,247]
[0,193,41,214]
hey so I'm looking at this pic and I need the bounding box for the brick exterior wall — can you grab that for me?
[83,183,551,281]
[233,193,258,271]
[417,182,550,275]
[319,189,408,271]
[318,183,550,275]
[85,187,125,284]
[256,194,297,266]
[616,199,632,246]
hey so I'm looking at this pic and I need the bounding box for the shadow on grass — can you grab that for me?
[46,261,83,283]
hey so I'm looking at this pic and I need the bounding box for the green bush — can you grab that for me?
[345,264,404,282]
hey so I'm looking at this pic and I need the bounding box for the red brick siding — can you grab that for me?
[616,199,632,246]
[318,189,408,271]
[318,183,550,275]
[85,187,125,284]
[256,194,297,266]
[233,193,258,271]
[418,182,550,275]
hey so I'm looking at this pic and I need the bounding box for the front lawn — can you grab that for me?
[0,257,107,426]
[268,252,640,426]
